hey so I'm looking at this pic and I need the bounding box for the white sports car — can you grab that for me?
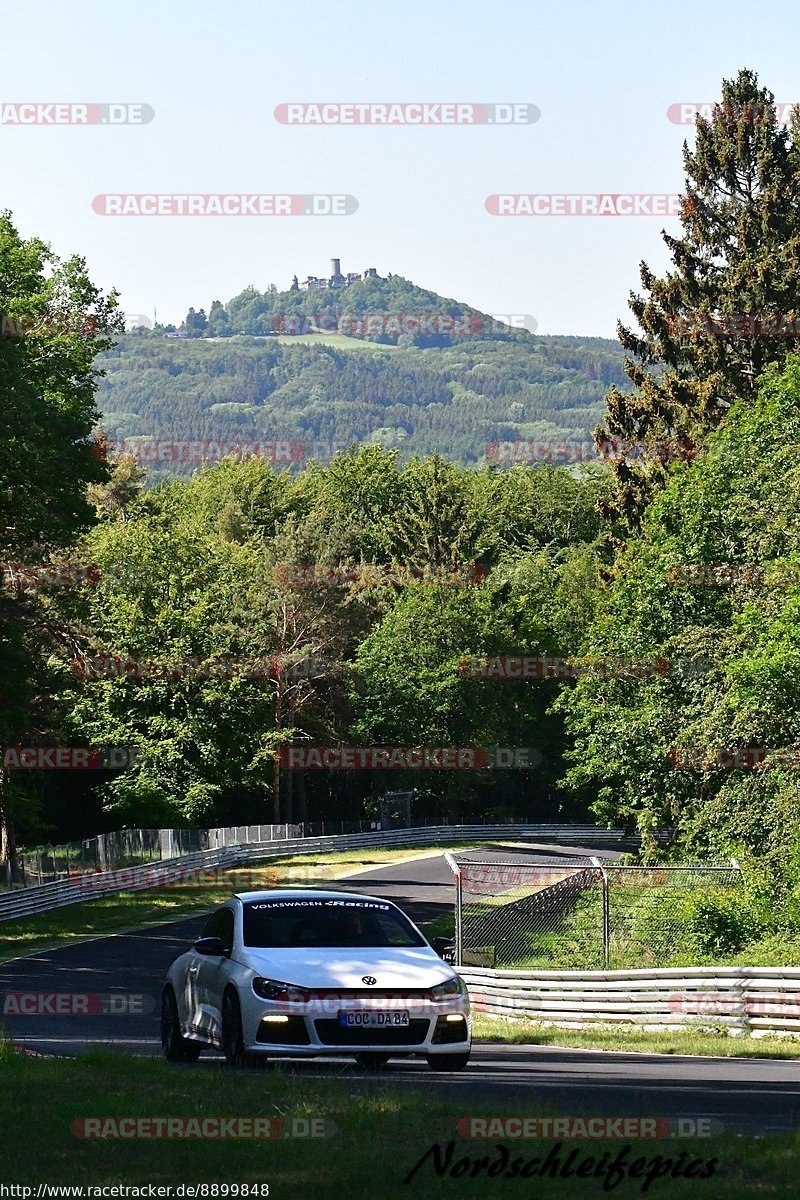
[161,889,471,1071]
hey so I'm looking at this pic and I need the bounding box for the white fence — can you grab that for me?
[462,965,800,1037]
[0,823,638,923]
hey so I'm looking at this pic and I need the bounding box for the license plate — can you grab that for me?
[338,1010,410,1028]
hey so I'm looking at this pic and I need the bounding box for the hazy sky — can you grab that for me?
[3,0,799,336]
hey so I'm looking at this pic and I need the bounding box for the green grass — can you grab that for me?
[421,911,456,941]
[0,1045,796,1197]
[271,845,447,873]
[472,1014,800,1059]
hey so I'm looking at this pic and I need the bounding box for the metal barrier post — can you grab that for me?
[455,871,463,965]
[443,851,462,965]
[591,856,609,968]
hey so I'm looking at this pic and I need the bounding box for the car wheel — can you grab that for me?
[161,987,202,1062]
[426,1051,471,1072]
[354,1053,390,1071]
[221,987,248,1067]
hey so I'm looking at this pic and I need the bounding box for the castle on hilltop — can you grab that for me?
[292,259,379,292]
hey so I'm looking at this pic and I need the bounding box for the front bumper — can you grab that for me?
[241,993,471,1057]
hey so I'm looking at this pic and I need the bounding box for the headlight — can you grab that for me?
[252,977,309,1003]
[429,976,464,1001]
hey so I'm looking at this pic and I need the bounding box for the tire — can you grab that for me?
[354,1053,390,1072]
[161,987,202,1062]
[426,1051,471,1072]
[221,988,248,1067]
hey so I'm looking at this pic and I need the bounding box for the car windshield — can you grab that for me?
[242,897,425,949]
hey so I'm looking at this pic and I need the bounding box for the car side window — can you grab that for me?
[201,907,234,953]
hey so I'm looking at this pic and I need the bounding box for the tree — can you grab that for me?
[559,354,800,865]
[207,300,229,338]
[57,460,366,825]
[0,212,119,556]
[58,487,281,826]
[0,211,120,873]
[388,453,492,567]
[87,455,146,521]
[184,307,207,337]
[599,70,800,527]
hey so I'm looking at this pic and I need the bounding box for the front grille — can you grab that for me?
[257,1016,310,1045]
[432,1015,468,1045]
[314,1018,430,1046]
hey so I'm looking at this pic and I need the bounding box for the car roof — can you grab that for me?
[233,888,397,905]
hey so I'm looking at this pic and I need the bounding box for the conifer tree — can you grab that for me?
[600,69,800,525]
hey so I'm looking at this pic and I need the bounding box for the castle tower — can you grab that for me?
[330,258,341,279]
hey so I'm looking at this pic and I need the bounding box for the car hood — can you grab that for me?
[233,945,455,989]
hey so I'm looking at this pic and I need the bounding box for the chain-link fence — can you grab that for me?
[455,857,744,969]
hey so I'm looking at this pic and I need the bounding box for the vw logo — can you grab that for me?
[362,975,377,986]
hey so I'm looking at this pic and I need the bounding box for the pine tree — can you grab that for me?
[600,69,800,526]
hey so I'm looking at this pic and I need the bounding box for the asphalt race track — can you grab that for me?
[2,843,800,1135]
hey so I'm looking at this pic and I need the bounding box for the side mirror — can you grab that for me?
[431,936,454,959]
[194,936,227,956]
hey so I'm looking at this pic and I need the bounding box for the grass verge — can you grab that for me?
[0,1044,796,1197]
[472,1014,800,1059]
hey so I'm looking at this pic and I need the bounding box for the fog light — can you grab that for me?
[263,1014,290,1023]
[445,1014,465,1022]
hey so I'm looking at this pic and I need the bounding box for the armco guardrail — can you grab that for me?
[233,824,642,859]
[0,846,246,923]
[0,823,637,923]
[3,820,648,890]
[462,965,800,1036]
